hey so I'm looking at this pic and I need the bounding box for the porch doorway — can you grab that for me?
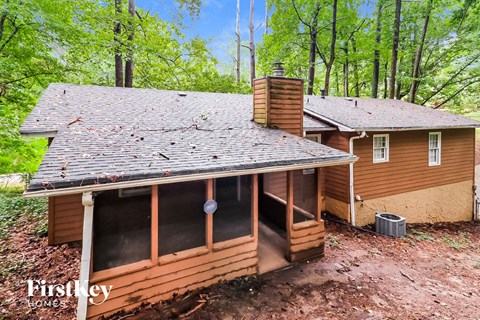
[258,214,289,274]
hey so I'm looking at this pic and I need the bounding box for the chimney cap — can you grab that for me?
[272,62,285,77]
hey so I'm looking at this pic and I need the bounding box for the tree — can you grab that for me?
[114,0,123,87]
[124,0,135,88]
[389,0,402,99]
[372,0,383,98]
[249,0,256,86]
[236,0,241,83]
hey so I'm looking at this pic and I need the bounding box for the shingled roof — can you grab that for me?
[304,96,480,132]
[21,84,355,195]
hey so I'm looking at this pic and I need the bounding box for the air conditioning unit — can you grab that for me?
[375,212,406,237]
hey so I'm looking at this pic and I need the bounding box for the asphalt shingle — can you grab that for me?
[22,84,354,192]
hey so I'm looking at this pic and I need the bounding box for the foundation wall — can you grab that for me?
[354,180,474,226]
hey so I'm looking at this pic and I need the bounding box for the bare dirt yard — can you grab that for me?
[1,200,479,320]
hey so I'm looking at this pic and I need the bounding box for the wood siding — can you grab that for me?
[253,77,304,137]
[353,129,475,200]
[324,132,350,202]
[87,240,258,319]
[49,194,83,245]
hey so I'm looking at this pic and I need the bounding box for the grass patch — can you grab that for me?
[0,187,47,240]
[409,229,436,242]
[440,232,471,250]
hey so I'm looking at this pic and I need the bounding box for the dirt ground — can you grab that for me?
[1,217,479,320]
[107,220,480,320]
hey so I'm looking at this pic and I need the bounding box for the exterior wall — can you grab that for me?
[48,194,83,245]
[323,132,350,203]
[353,129,475,200]
[355,180,474,226]
[323,128,475,226]
[87,240,258,319]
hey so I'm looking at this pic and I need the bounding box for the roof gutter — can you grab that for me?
[303,109,355,132]
[351,126,480,132]
[24,157,358,198]
[349,131,367,226]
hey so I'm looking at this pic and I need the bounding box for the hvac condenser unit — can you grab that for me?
[375,212,406,237]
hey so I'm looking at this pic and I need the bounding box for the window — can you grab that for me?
[429,132,441,166]
[373,134,389,163]
[93,188,152,272]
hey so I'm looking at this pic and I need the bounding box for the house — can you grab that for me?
[300,95,478,226]
[20,70,478,319]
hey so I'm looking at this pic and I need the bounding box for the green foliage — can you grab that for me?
[0,189,47,239]
[258,0,480,107]
[409,229,436,242]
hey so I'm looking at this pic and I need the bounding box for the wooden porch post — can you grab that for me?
[151,185,158,264]
[252,174,258,240]
[77,192,94,320]
[286,171,294,251]
[206,179,213,250]
[316,168,322,223]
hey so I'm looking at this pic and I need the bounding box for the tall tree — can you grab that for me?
[114,0,123,87]
[124,0,135,88]
[408,0,433,103]
[315,0,338,95]
[292,0,322,95]
[389,0,402,99]
[249,0,256,85]
[372,0,383,98]
[236,0,241,83]
[265,0,269,35]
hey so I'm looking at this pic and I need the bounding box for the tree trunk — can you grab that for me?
[389,0,402,99]
[236,0,241,83]
[114,0,123,87]
[307,32,317,95]
[324,0,338,95]
[383,61,388,99]
[265,0,268,35]
[372,1,383,98]
[124,0,135,88]
[352,37,359,97]
[343,47,349,96]
[249,0,256,86]
[408,0,433,103]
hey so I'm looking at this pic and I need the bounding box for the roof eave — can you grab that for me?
[23,156,358,198]
[352,125,480,132]
[20,130,57,138]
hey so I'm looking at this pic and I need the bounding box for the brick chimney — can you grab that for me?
[253,63,304,137]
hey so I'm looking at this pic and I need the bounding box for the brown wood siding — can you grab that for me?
[252,77,304,137]
[268,78,303,136]
[87,241,258,319]
[324,132,350,202]
[253,78,267,125]
[49,194,83,245]
[353,129,475,200]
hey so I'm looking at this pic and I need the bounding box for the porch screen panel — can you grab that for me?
[213,175,252,243]
[93,188,151,272]
[293,170,316,223]
[158,180,206,256]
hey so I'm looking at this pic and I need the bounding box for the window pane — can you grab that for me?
[213,176,252,243]
[93,188,151,272]
[158,181,206,256]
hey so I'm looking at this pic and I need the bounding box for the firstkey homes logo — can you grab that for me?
[26,280,113,308]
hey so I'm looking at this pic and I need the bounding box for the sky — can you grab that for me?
[135,0,269,72]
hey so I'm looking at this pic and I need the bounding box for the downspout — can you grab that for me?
[77,192,94,320]
[349,131,367,226]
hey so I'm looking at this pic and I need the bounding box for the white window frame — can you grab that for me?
[372,134,389,163]
[428,132,442,166]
